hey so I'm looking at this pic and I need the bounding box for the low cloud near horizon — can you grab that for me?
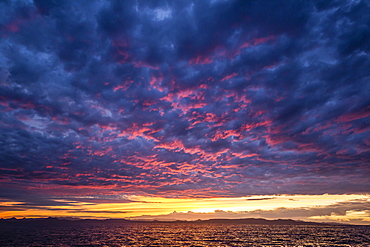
[129,199,370,225]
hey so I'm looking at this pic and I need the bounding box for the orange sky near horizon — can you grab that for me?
[1,194,369,225]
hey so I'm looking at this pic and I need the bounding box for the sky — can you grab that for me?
[0,0,369,224]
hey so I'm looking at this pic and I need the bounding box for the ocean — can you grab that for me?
[0,221,369,246]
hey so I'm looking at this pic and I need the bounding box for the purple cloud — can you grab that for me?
[0,0,369,208]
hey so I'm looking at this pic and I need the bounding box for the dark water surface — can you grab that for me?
[0,221,369,246]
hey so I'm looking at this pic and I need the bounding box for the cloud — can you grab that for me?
[0,0,369,209]
[245,197,276,201]
[129,199,370,225]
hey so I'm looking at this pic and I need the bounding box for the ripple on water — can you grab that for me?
[0,222,369,246]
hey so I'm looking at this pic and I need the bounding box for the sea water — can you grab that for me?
[0,221,369,246]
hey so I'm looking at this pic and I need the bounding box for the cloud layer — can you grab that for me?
[130,199,370,225]
[0,0,369,207]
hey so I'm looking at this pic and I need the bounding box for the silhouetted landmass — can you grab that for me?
[0,217,351,226]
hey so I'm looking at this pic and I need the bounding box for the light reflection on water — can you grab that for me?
[0,222,369,246]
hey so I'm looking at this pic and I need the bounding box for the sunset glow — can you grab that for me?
[1,194,369,224]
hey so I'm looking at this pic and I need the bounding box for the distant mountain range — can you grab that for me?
[0,217,348,226]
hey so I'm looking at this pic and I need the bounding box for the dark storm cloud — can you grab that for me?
[0,0,369,206]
